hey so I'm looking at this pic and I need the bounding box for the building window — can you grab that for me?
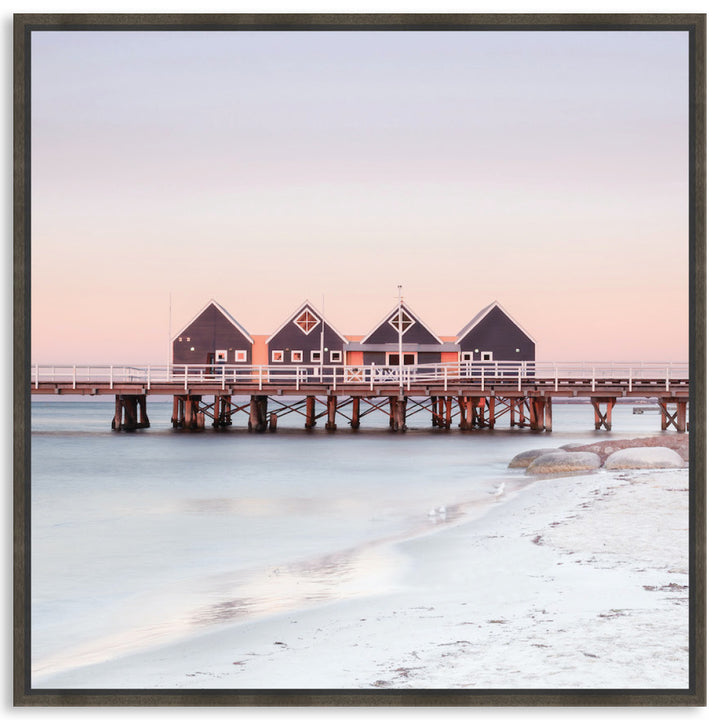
[215,350,228,363]
[480,351,493,361]
[272,350,284,362]
[234,350,247,363]
[291,350,303,362]
[387,352,416,366]
[389,309,414,335]
[310,350,321,363]
[461,352,473,362]
[329,350,342,363]
[294,309,319,335]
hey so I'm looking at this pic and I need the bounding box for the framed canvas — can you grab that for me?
[13,12,706,707]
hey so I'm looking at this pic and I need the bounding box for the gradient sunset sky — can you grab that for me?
[31,29,689,363]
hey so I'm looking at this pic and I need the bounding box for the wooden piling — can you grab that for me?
[305,396,316,429]
[326,395,337,431]
[591,397,615,431]
[444,397,452,429]
[391,397,406,432]
[488,396,496,429]
[249,395,268,432]
[269,412,278,432]
[431,396,438,427]
[545,396,553,432]
[351,397,361,429]
[476,397,486,428]
[112,395,123,430]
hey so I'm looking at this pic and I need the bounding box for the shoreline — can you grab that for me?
[35,461,689,690]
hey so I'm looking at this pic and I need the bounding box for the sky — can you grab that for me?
[30,28,690,363]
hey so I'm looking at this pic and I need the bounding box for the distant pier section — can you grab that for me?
[31,361,690,433]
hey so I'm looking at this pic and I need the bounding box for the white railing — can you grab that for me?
[31,361,689,392]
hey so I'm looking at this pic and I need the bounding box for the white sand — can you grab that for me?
[36,467,689,690]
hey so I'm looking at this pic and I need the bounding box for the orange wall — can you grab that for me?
[347,351,364,365]
[441,351,459,363]
[251,335,269,365]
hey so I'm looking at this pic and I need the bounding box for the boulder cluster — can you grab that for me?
[509,436,688,475]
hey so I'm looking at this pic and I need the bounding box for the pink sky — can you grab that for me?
[31,30,689,363]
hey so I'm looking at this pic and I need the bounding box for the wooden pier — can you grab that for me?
[30,361,690,434]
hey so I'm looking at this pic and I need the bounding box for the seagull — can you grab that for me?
[428,505,447,519]
[490,482,505,497]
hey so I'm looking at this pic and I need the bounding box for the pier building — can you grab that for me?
[31,298,688,434]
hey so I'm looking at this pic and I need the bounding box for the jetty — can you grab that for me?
[31,361,689,433]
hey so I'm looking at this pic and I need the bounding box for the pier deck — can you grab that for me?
[30,361,690,433]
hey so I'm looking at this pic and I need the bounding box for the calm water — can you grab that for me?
[30,398,663,682]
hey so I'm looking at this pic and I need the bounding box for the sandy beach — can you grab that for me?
[37,461,689,691]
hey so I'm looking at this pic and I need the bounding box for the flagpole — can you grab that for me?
[397,285,403,388]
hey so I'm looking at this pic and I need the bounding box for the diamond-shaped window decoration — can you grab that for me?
[294,309,320,335]
[389,309,414,335]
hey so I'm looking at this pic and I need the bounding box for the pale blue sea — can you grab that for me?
[30,398,664,683]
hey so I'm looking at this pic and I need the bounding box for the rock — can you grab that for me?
[559,442,587,450]
[525,451,602,475]
[566,435,689,462]
[604,446,685,470]
[508,448,563,469]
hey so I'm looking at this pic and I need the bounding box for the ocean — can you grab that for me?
[30,398,664,684]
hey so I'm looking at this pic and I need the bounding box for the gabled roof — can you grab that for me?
[360,301,443,345]
[456,300,536,343]
[265,300,348,344]
[172,299,254,344]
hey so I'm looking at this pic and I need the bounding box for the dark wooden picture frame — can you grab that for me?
[13,13,706,707]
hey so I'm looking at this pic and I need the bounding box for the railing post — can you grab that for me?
[517,365,521,392]
[628,366,632,394]
[555,364,558,392]
[259,365,263,391]
[333,366,337,392]
[34,363,39,389]
[109,365,113,390]
[591,366,595,392]
[296,366,300,391]
[444,365,448,392]
[72,365,76,389]
[370,363,374,391]
[481,365,484,392]
[147,364,151,390]
[666,366,670,392]
[184,365,188,392]
[222,364,226,391]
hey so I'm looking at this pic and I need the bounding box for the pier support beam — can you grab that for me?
[591,397,616,431]
[659,398,687,432]
[475,398,486,428]
[350,397,361,429]
[325,396,337,431]
[545,396,553,432]
[444,397,453,430]
[249,395,268,432]
[459,396,472,430]
[390,396,406,432]
[305,396,316,429]
[171,394,202,430]
[112,394,150,431]
[528,397,549,432]
[212,395,233,429]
